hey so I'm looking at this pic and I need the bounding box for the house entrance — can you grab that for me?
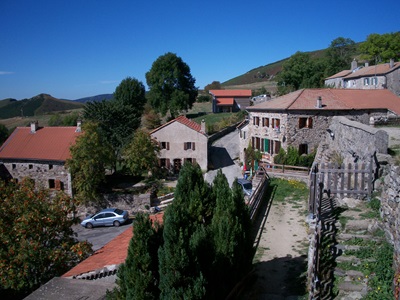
[173,159,182,174]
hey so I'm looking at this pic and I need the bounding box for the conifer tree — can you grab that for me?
[210,170,253,298]
[114,213,162,300]
[158,162,213,300]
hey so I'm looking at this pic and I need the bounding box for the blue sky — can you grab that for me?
[1,0,399,100]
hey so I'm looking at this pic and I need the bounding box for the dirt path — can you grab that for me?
[244,196,309,299]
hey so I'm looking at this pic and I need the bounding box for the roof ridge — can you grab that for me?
[287,89,305,109]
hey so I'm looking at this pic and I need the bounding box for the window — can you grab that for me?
[160,142,170,150]
[12,164,16,169]
[159,158,170,168]
[272,118,280,129]
[49,164,53,170]
[371,77,378,86]
[262,117,269,127]
[364,78,369,86]
[253,116,260,126]
[184,142,195,150]
[299,117,313,129]
[299,144,308,155]
[28,164,33,169]
[49,179,55,189]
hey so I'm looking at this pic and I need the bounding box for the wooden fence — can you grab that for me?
[260,162,310,176]
[248,166,270,221]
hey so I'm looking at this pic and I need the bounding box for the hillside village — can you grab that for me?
[1,52,400,298]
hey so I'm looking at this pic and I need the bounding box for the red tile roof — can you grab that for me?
[344,61,400,79]
[216,97,234,106]
[209,89,252,97]
[0,126,81,161]
[325,70,352,79]
[248,88,400,115]
[150,115,206,135]
[63,213,164,278]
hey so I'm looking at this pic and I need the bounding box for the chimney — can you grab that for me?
[30,121,38,133]
[316,96,322,109]
[365,62,369,67]
[201,119,206,134]
[76,120,82,132]
[390,58,394,68]
[351,59,357,70]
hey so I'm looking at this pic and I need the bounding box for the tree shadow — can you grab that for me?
[209,146,234,169]
[241,255,308,298]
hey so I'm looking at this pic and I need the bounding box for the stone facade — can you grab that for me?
[151,119,208,172]
[241,109,391,164]
[2,160,72,195]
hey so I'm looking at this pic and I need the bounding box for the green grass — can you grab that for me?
[269,178,309,203]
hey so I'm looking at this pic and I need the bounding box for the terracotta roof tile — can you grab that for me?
[216,97,234,106]
[63,213,164,278]
[344,61,400,79]
[0,126,81,161]
[209,89,252,97]
[150,115,206,135]
[248,88,400,115]
[325,70,352,79]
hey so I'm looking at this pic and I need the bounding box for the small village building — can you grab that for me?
[209,89,252,113]
[325,59,400,96]
[240,88,400,164]
[0,121,82,196]
[150,116,208,173]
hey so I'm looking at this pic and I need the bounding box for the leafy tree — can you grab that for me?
[360,32,400,63]
[197,94,211,103]
[48,113,63,126]
[325,37,356,76]
[158,162,213,299]
[114,213,162,300]
[142,104,162,130]
[146,52,198,118]
[210,171,253,298]
[0,178,92,298]
[0,123,10,145]
[66,121,115,202]
[84,77,146,165]
[48,112,80,127]
[123,129,160,177]
[204,81,222,93]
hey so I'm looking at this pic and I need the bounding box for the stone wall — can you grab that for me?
[378,158,400,270]
[315,116,389,166]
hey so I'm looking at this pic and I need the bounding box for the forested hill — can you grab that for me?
[0,94,84,119]
[222,48,327,87]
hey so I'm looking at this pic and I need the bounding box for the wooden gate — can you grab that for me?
[309,158,375,216]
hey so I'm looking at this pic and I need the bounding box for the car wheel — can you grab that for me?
[113,220,120,227]
[86,222,93,229]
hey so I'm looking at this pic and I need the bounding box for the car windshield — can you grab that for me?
[243,183,252,189]
[114,209,124,215]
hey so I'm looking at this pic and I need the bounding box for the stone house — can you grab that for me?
[209,89,252,113]
[150,116,208,173]
[0,121,82,196]
[325,59,400,96]
[240,88,400,164]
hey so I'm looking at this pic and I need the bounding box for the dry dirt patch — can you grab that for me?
[245,195,309,299]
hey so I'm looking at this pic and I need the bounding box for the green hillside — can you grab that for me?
[0,94,84,119]
[222,49,327,88]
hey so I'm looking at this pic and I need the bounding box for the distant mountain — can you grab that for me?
[74,94,114,103]
[0,94,84,120]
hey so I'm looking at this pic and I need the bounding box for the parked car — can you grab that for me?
[237,178,253,196]
[81,208,129,229]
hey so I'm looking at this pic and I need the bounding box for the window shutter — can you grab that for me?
[184,142,187,150]
[193,158,196,164]
[192,142,195,151]
[167,142,170,150]
[166,159,170,168]
[55,180,61,190]
[308,117,313,128]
